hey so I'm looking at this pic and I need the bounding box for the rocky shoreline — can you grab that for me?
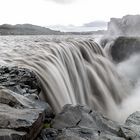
[0,66,139,140]
[37,104,140,140]
[0,66,53,140]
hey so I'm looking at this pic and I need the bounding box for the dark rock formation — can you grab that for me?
[119,111,140,139]
[99,36,114,48]
[0,129,26,140]
[0,66,53,140]
[109,36,140,62]
[0,87,45,140]
[38,105,124,140]
[2,66,140,140]
[38,105,140,140]
[107,15,140,36]
[0,66,41,95]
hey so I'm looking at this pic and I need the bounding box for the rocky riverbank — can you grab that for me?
[37,104,140,140]
[0,66,140,140]
[0,66,54,140]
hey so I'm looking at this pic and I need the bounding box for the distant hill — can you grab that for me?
[0,23,106,35]
[0,24,63,35]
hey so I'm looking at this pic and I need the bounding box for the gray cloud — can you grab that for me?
[46,0,76,4]
[84,21,107,27]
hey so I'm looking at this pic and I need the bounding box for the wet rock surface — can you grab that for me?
[38,105,122,140]
[0,129,26,140]
[38,105,140,140]
[109,36,140,63]
[0,66,53,140]
[0,66,41,95]
[119,111,140,139]
[1,66,140,140]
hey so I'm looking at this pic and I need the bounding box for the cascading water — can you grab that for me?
[0,35,133,122]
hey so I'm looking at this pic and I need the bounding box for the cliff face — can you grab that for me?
[107,15,140,36]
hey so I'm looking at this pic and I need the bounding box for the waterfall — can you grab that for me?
[0,36,129,121]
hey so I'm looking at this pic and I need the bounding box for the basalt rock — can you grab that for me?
[0,66,53,140]
[119,111,140,139]
[0,87,45,140]
[0,66,41,95]
[2,65,140,140]
[108,36,140,63]
[38,105,126,140]
[38,105,140,140]
[0,129,26,140]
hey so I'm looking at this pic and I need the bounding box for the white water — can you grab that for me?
[116,54,140,122]
[0,35,138,122]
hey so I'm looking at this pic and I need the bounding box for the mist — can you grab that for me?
[107,15,140,36]
[46,0,76,4]
[116,53,140,122]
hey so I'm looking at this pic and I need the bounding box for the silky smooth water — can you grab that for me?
[0,35,135,122]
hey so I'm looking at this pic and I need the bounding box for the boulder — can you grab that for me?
[2,66,140,140]
[0,66,41,95]
[0,66,53,140]
[0,129,26,140]
[108,36,140,62]
[0,88,45,140]
[119,111,140,139]
[39,105,140,140]
[39,105,125,140]
[52,105,120,135]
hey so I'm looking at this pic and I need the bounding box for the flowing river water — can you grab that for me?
[0,35,139,122]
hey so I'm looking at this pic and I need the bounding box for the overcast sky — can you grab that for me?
[0,0,140,26]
